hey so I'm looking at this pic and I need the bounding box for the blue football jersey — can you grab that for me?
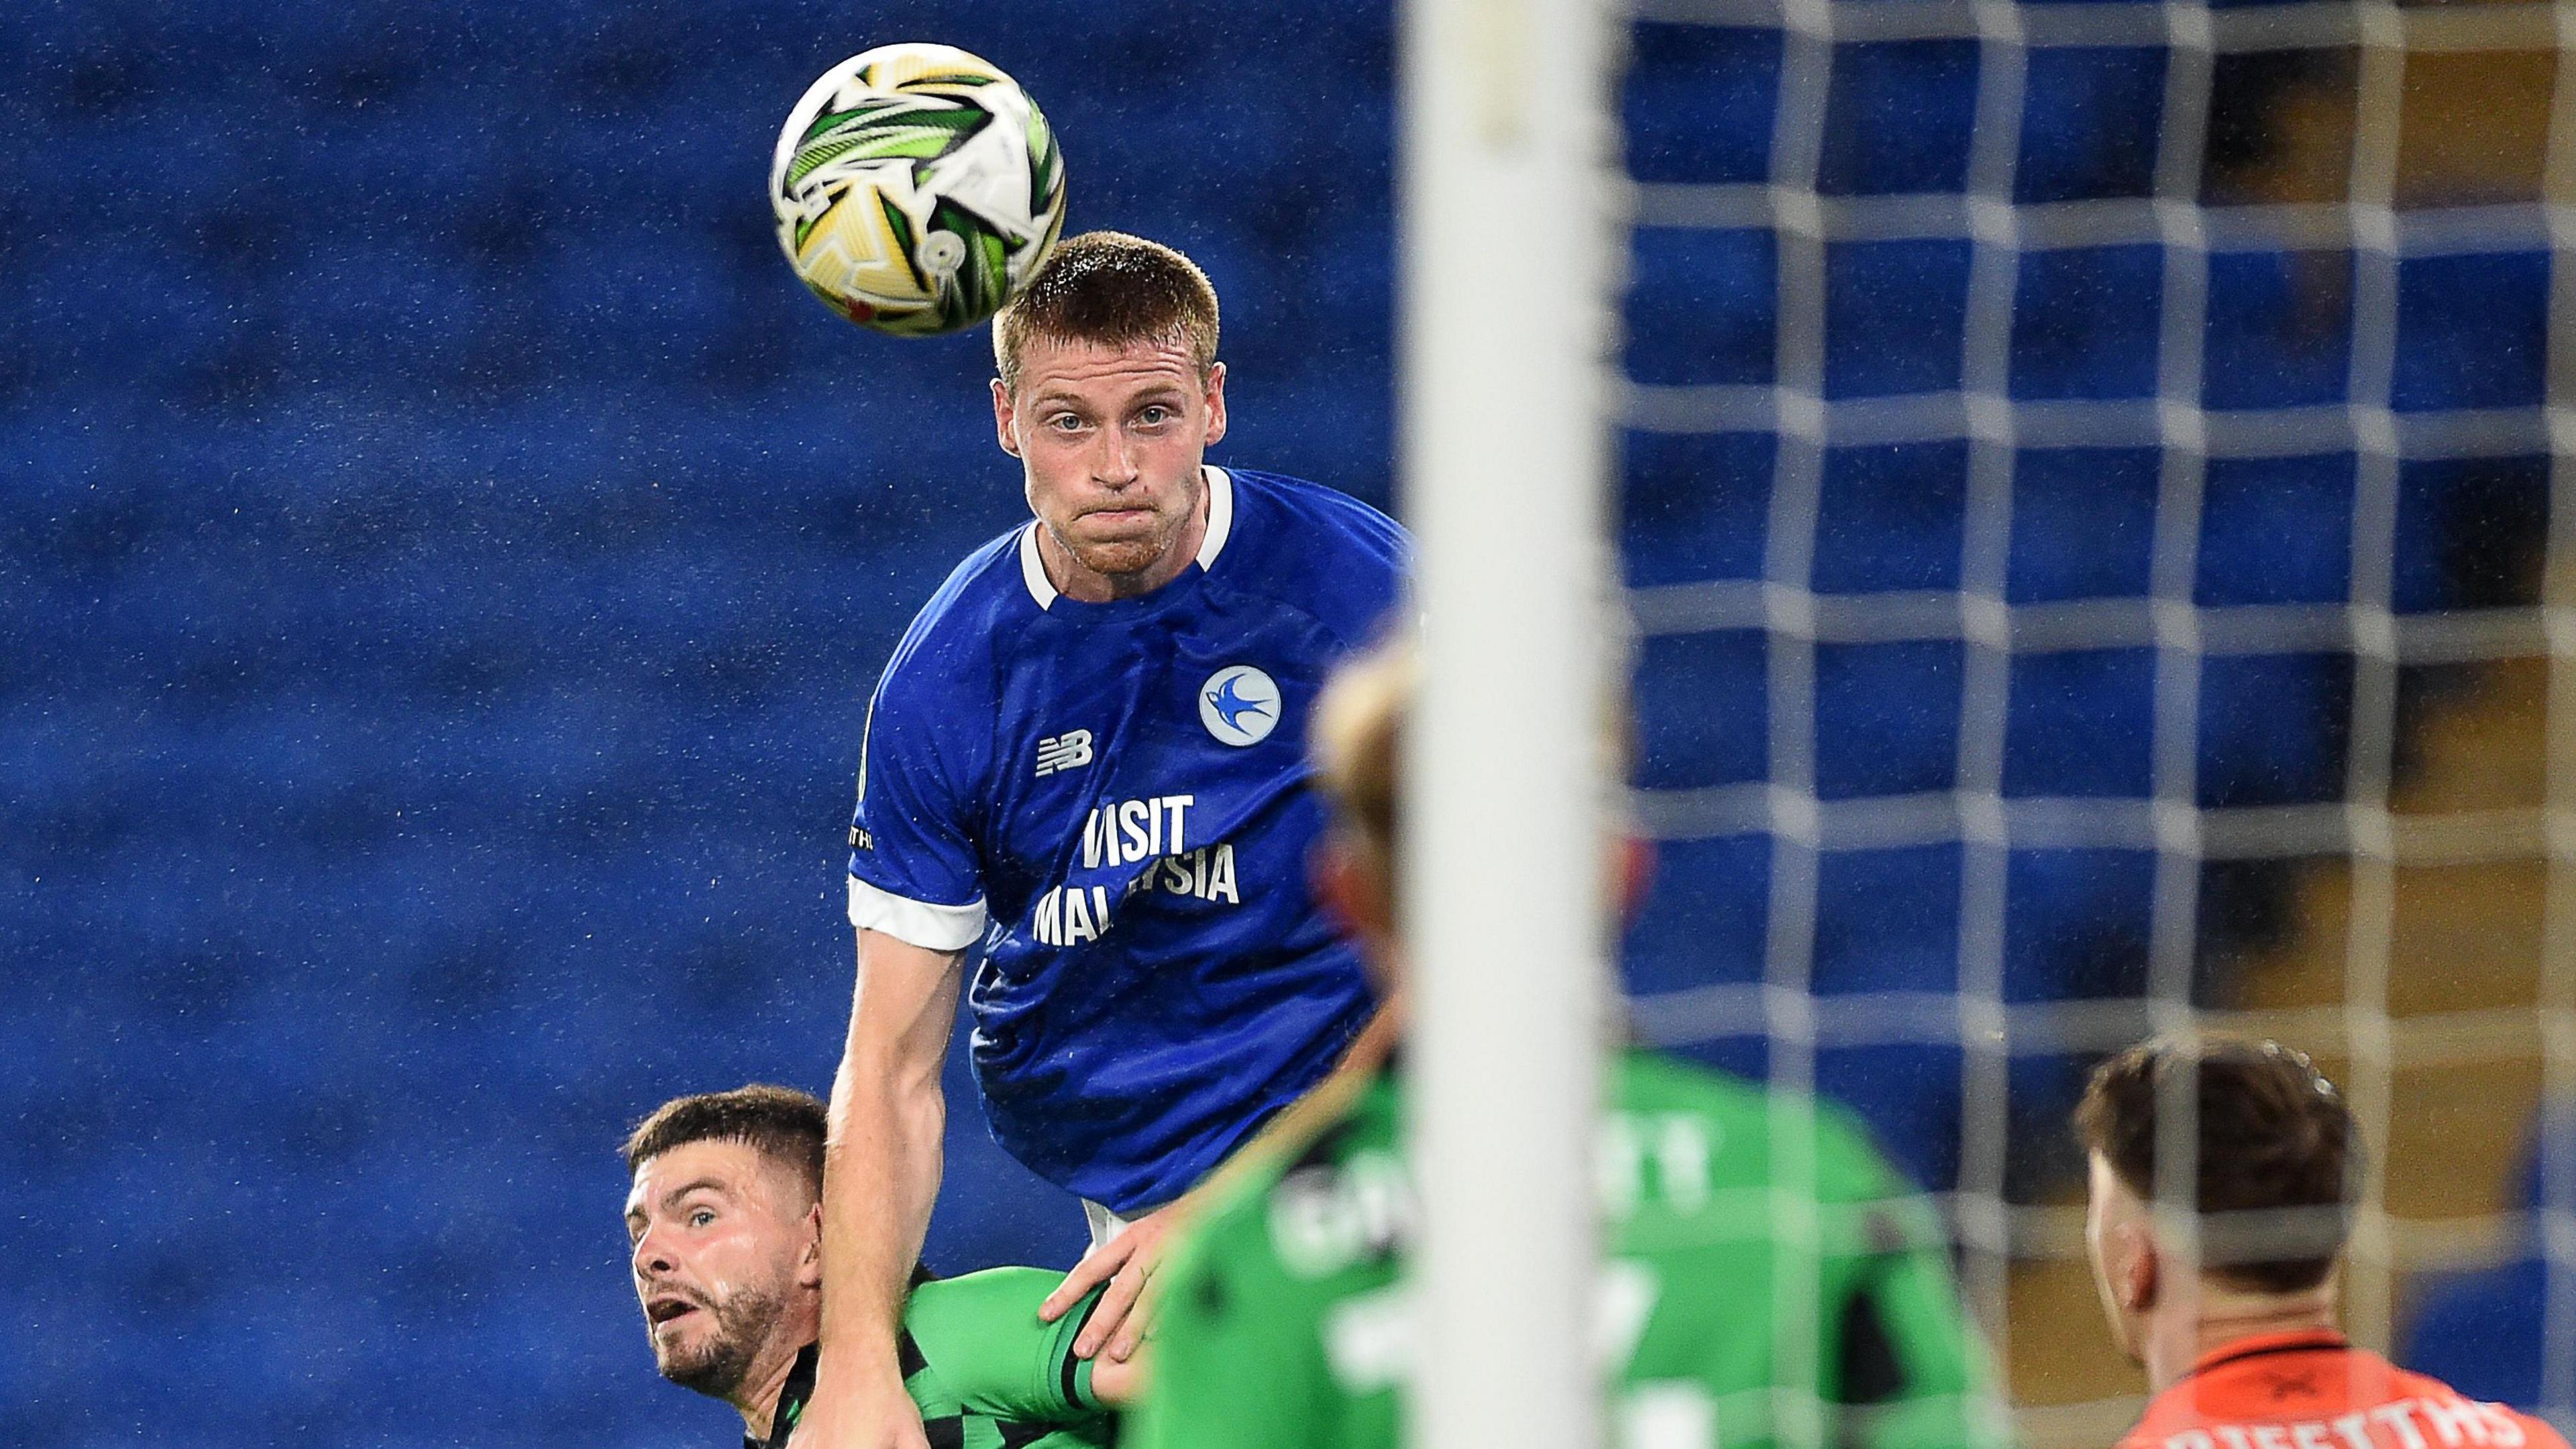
[847,466,1409,1212]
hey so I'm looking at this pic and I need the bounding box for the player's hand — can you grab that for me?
[1085,1340,1148,1406]
[1040,1205,1181,1362]
[788,1356,928,1449]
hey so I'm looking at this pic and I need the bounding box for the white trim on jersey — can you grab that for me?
[1015,466,1238,611]
[1195,465,1235,569]
[1017,521,1059,610]
[847,875,988,953]
[1079,1196,1169,1248]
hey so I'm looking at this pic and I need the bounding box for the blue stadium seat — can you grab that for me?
[2008,447,2160,602]
[2016,47,2165,204]
[2198,652,2351,809]
[2394,253,2548,413]
[1825,239,1972,398]
[1818,40,1979,196]
[2010,246,2164,399]
[2197,453,2355,606]
[2003,649,2156,798]
[2402,1257,2557,1408]
[1814,441,1967,593]
[2003,848,2155,1002]
[1626,23,1782,186]
[1814,641,1962,800]
[1622,835,1772,997]
[1626,227,1778,388]
[2393,455,2550,614]
[2202,251,2355,410]
[2399,1108,2574,1409]
[1634,629,1770,792]
[1621,430,1776,588]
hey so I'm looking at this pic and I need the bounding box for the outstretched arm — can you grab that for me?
[795,927,967,1449]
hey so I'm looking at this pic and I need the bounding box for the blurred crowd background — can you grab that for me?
[5,1,2565,1444]
[9,4,1389,1443]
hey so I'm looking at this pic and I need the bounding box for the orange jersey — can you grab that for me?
[2120,1330,2568,1449]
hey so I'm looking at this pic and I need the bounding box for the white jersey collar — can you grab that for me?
[1017,519,1059,609]
[1196,465,1236,568]
[1019,466,1235,611]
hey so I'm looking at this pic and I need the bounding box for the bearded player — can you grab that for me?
[623,1085,1130,1448]
[806,231,1407,1449]
[2076,1038,2567,1449]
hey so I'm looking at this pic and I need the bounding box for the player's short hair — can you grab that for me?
[2074,1036,2359,1294]
[993,231,1220,394]
[623,1084,828,1203]
[1309,629,1638,914]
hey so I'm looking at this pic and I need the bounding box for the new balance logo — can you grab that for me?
[1034,730,1095,777]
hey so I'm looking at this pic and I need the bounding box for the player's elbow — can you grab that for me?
[834,1006,950,1095]
[825,1050,947,1150]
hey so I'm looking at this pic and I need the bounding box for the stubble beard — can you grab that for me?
[1062,530,1165,580]
[1053,504,1185,583]
[652,1282,787,1401]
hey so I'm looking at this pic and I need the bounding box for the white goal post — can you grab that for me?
[1400,1,1619,1447]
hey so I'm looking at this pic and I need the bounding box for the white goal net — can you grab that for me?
[1407,0,2576,1443]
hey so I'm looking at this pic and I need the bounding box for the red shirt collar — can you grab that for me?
[2188,1326,2351,1381]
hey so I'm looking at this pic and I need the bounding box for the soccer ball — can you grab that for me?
[769,44,1069,337]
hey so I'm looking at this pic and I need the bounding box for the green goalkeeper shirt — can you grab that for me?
[1130,1049,2010,1449]
[757,1268,1113,1449]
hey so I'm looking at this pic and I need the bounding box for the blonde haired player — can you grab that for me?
[804,232,1407,1449]
[1130,639,2007,1449]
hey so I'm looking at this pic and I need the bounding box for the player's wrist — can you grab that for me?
[810,1338,913,1395]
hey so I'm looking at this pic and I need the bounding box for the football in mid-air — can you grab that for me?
[769,44,1068,337]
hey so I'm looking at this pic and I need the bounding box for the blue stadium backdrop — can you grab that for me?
[8,0,2573,1446]
[7,4,1391,1445]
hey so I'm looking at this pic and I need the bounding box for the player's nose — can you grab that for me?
[1090,429,1141,486]
[631,1224,676,1276]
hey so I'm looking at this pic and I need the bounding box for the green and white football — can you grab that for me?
[769,44,1068,337]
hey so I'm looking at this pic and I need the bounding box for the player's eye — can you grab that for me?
[688,1208,715,1228]
[1047,412,1087,433]
[1135,405,1173,427]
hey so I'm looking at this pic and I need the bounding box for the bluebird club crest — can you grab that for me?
[1199,665,1281,747]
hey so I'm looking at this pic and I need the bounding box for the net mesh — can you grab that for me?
[1609,0,2576,1436]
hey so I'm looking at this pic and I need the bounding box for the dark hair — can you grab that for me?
[623,1085,828,1201]
[2074,1036,2358,1294]
[993,231,1219,392]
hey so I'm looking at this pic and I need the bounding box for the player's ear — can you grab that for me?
[993,377,1022,458]
[796,1201,824,1289]
[1200,362,1228,446]
[1311,835,1391,948]
[2122,1225,2159,1314]
[1613,836,1654,924]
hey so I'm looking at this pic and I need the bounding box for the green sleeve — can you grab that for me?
[1815,1124,2012,1449]
[1126,1201,1341,1449]
[1829,1248,2012,1449]
[902,1267,1107,1421]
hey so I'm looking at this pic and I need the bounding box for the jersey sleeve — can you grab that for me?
[1311,490,1411,649]
[1815,1120,2012,1449]
[1126,1201,1341,1449]
[902,1268,1108,1422]
[847,649,990,953]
